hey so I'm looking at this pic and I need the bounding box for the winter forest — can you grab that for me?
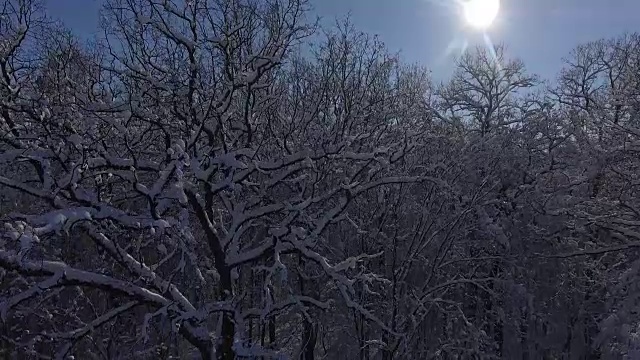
[0,0,639,359]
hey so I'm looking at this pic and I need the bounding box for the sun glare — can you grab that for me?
[462,0,500,30]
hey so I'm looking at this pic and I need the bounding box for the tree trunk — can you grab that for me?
[300,320,317,360]
[217,266,235,360]
[269,316,277,347]
[297,256,317,359]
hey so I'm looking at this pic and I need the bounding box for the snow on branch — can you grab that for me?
[0,250,171,306]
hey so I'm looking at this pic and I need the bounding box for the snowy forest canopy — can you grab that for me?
[1,0,640,359]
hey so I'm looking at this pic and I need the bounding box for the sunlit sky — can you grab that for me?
[46,0,640,80]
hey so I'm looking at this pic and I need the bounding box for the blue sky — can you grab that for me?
[45,0,640,80]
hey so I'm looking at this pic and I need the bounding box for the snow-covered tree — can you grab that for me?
[2,0,640,359]
[0,1,435,358]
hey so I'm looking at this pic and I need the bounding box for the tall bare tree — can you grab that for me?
[437,44,538,136]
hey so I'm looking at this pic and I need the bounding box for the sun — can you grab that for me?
[462,0,500,30]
